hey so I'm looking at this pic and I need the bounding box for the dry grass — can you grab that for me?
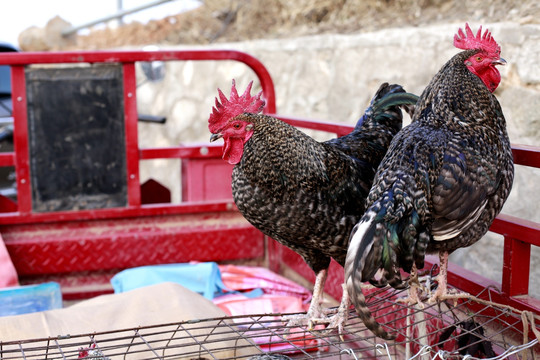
[53,0,540,50]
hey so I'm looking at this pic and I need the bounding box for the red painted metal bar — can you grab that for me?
[274,115,540,172]
[139,144,223,160]
[9,66,31,214]
[0,201,235,225]
[490,214,540,247]
[122,62,141,207]
[502,237,531,296]
[0,152,15,167]
[274,114,355,137]
[512,143,540,168]
[490,214,540,297]
[0,50,276,114]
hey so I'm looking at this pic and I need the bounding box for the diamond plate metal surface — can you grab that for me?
[3,211,264,276]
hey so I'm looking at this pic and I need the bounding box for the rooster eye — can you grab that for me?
[476,56,483,62]
[233,123,241,129]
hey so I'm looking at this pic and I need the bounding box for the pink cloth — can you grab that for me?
[218,264,311,302]
[214,265,323,354]
[0,233,18,287]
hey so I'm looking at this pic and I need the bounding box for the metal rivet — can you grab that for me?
[200,147,209,155]
[20,178,26,184]
[127,93,133,98]
[17,96,22,102]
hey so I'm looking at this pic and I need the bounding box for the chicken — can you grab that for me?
[208,80,417,330]
[344,23,514,340]
[438,320,496,357]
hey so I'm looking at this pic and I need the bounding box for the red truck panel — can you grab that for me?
[3,211,264,276]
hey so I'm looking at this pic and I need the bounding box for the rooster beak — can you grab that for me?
[492,57,507,66]
[210,133,223,142]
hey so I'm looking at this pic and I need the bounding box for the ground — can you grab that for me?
[19,0,540,51]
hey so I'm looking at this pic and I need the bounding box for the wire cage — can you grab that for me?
[1,283,538,360]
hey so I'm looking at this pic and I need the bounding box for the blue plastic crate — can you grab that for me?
[0,282,62,316]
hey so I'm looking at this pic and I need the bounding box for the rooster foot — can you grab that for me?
[428,287,447,304]
[312,306,350,337]
[397,286,426,308]
[396,264,426,307]
[282,311,324,332]
[282,285,350,339]
[431,289,472,306]
[427,252,471,304]
[282,303,337,328]
[428,251,450,304]
[282,308,348,339]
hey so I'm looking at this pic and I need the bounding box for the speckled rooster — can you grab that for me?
[344,23,514,340]
[208,80,417,330]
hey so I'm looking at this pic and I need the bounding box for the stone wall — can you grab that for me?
[135,22,540,295]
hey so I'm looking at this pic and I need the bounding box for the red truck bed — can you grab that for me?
[0,49,538,359]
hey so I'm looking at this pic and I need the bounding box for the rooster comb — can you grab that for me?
[208,80,265,133]
[454,23,500,55]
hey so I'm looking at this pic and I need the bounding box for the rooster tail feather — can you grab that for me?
[344,211,396,340]
[371,92,419,117]
[345,180,428,339]
[355,83,418,130]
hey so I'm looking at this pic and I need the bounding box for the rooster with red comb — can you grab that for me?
[344,23,514,339]
[209,79,417,332]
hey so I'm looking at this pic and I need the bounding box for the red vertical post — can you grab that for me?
[122,62,141,207]
[502,237,531,296]
[10,65,32,214]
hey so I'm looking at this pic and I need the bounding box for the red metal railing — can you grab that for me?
[0,50,275,224]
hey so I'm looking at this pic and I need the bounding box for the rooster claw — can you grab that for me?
[282,311,348,340]
[428,288,470,305]
[282,313,321,331]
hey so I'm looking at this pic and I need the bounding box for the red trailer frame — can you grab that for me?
[0,50,538,320]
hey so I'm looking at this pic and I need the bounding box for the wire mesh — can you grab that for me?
[1,284,538,360]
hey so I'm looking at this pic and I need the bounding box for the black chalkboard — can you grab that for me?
[26,65,127,212]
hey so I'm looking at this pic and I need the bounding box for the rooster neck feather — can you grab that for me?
[415,50,501,130]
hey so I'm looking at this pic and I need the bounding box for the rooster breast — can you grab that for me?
[231,116,372,273]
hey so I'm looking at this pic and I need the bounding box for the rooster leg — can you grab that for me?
[317,284,350,337]
[396,263,424,307]
[429,251,471,304]
[409,263,425,307]
[308,268,328,323]
[284,270,350,337]
[282,269,328,331]
[429,251,449,303]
